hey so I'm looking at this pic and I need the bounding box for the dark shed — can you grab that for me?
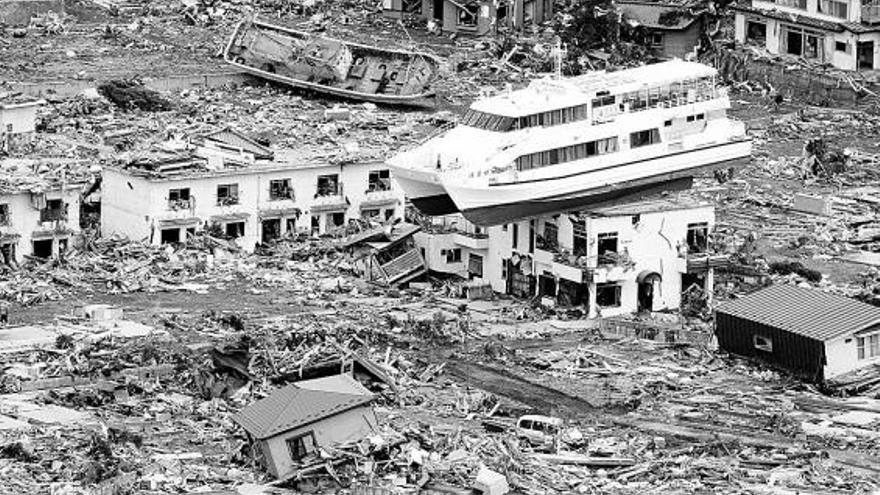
[715,284,880,382]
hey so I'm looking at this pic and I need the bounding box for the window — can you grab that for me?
[269,179,293,200]
[835,41,849,53]
[402,0,421,14]
[217,184,239,206]
[591,93,616,107]
[457,3,478,27]
[746,21,767,44]
[331,212,345,227]
[871,334,880,357]
[753,335,773,352]
[0,204,8,225]
[697,113,704,120]
[225,222,245,238]
[648,32,664,47]
[529,220,535,254]
[316,175,339,197]
[384,209,395,221]
[777,0,807,8]
[168,188,191,210]
[160,228,180,245]
[502,259,508,279]
[512,223,519,249]
[40,199,66,222]
[818,0,847,18]
[664,120,672,127]
[515,137,618,171]
[596,283,622,307]
[445,248,462,263]
[573,220,587,256]
[687,222,709,254]
[362,208,380,219]
[468,253,483,277]
[368,170,392,192]
[540,222,558,250]
[858,337,866,359]
[630,128,660,148]
[597,232,618,260]
[861,334,880,359]
[631,214,641,226]
[286,431,317,461]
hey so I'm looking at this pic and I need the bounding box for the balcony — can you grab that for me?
[361,188,399,210]
[168,197,195,211]
[217,195,240,207]
[454,231,488,250]
[380,248,426,285]
[677,253,731,274]
[863,2,880,23]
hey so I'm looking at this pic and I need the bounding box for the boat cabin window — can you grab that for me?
[515,137,618,171]
[617,76,716,113]
[592,94,615,107]
[462,110,516,132]
[630,129,660,148]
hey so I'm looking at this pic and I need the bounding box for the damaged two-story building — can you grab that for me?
[1,96,44,154]
[0,174,82,264]
[416,196,727,317]
[381,0,552,35]
[101,129,405,251]
[734,0,880,70]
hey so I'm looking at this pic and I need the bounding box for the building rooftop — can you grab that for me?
[470,60,718,117]
[232,384,374,440]
[716,284,880,342]
[582,193,711,217]
[0,159,90,195]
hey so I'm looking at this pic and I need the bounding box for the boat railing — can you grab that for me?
[591,86,727,124]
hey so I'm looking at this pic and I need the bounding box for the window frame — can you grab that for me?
[286,431,317,461]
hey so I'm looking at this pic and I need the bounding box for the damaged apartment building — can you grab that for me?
[416,196,726,317]
[734,0,880,70]
[101,129,404,251]
[0,180,82,264]
[381,0,552,35]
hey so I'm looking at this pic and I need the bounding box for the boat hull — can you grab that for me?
[446,140,751,226]
[389,165,459,216]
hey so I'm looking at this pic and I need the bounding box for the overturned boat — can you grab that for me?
[388,60,752,226]
[223,18,441,107]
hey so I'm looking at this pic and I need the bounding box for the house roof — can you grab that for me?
[733,5,844,32]
[619,1,698,30]
[232,385,374,440]
[715,284,880,342]
[294,374,373,396]
[201,127,274,160]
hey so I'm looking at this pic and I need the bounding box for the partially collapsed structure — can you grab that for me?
[381,0,553,35]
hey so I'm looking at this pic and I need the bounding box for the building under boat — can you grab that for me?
[388,60,752,226]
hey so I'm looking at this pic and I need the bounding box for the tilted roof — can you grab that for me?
[716,284,880,342]
[232,385,374,440]
[619,1,699,30]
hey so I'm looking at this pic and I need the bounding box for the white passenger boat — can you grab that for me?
[388,59,752,225]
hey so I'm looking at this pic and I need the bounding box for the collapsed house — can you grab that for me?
[100,129,405,251]
[381,0,552,35]
[416,195,725,317]
[342,222,427,287]
[0,177,82,265]
[0,97,43,153]
[715,284,880,382]
[734,0,880,70]
[232,379,377,479]
[619,1,704,59]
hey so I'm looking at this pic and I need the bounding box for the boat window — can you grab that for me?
[592,95,615,107]
[630,128,661,148]
[462,110,515,132]
[390,72,398,81]
[515,137,618,172]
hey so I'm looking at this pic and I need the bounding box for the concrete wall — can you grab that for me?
[414,231,468,277]
[261,406,377,478]
[0,0,64,26]
[0,186,82,263]
[100,158,405,251]
[0,103,39,134]
[658,24,702,59]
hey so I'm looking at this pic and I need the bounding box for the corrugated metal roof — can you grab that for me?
[716,284,880,342]
[232,385,374,440]
[619,1,698,30]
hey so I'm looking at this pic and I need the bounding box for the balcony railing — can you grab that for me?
[863,3,880,23]
[380,248,424,283]
[40,208,67,223]
[678,252,731,273]
[217,195,240,206]
[168,198,194,211]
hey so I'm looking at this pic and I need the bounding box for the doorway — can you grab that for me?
[262,219,281,244]
[432,0,443,20]
[786,30,803,56]
[0,243,15,266]
[637,281,654,312]
[858,41,874,70]
[161,228,180,245]
[32,239,53,258]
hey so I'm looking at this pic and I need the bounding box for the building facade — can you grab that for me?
[0,184,82,264]
[0,99,43,153]
[381,0,552,35]
[101,143,405,252]
[619,1,704,59]
[734,0,880,71]
[416,198,724,317]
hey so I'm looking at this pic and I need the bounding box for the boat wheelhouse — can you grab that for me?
[388,60,752,225]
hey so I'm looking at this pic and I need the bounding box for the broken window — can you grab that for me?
[32,239,53,258]
[596,283,621,307]
[310,216,320,235]
[0,204,8,225]
[468,253,483,277]
[597,232,618,263]
[331,212,345,228]
[648,32,664,47]
[836,41,849,53]
[286,431,317,461]
[753,335,773,352]
[512,223,519,249]
[630,128,661,148]
[456,3,478,27]
[746,20,767,45]
[168,188,191,210]
[225,222,245,238]
[40,199,66,222]
[402,0,421,13]
[384,208,395,221]
[818,0,847,18]
[445,248,462,263]
[217,184,239,206]
[362,208,380,219]
[269,179,294,200]
[529,220,535,254]
[316,175,340,197]
[686,222,709,254]
[573,220,587,256]
[539,221,558,250]
[368,169,392,192]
